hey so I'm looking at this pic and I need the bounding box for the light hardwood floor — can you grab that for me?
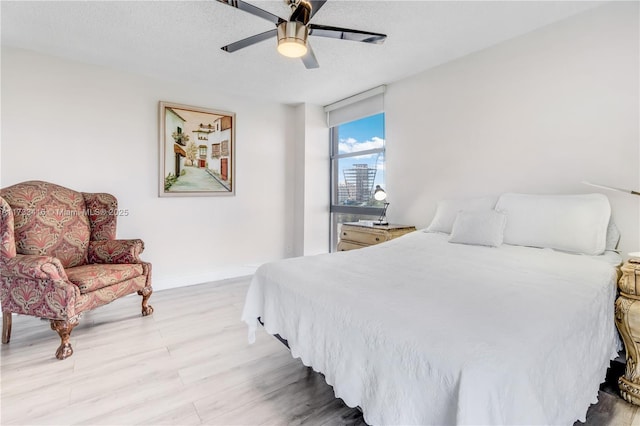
[0,276,638,425]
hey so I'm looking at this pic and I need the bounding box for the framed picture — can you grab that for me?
[159,101,235,197]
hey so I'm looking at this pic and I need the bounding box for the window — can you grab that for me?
[329,113,386,251]
[325,86,386,251]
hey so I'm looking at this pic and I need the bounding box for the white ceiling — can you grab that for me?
[1,0,605,106]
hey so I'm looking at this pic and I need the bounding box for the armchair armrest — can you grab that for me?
[2,254,68,282]
[0,196,17,259]
[1,254,78,320]
[88,239,145,264]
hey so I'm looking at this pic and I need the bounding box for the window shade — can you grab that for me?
[324,85,385,128]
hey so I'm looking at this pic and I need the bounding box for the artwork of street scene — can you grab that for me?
[160,102,234,196]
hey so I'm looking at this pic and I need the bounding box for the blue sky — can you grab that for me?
[338,113,385,145]
[337,112,386,192]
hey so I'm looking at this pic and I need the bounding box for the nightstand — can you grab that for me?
[615,258,640,404]
[337,223,416,251]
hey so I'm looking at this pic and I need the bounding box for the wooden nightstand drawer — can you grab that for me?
[341,228,390,245]
[337,241,367,251]
[338,223,416,251]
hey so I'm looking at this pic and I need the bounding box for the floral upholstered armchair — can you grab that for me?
[0,181,153,360]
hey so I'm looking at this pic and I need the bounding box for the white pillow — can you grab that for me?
[495,193,611,255]
[606,219,621,251]
[449,210,507,247]
[426,196,497,234]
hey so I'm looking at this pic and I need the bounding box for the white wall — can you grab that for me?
[302,104,330,255]
[2,1,636,289]
[386,2,640,256]
[292,103,330,257]
[1,48,298,290]
[292,104,306,257]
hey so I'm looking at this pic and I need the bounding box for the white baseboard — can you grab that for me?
[152,265,259,291]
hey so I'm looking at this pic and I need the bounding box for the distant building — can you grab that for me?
[341,164,376,204]
[337,182,352,203]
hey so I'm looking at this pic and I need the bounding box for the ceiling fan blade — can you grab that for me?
[290,0,327,24]
[308,1,327,20]
[309,24,387,44]
[221,29,278,53]
[301,43,319,69]
[216,0,285,25]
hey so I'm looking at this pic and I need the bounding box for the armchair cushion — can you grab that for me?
[66,264,144,294]
[1,181,91,268]
[88,239,144,264]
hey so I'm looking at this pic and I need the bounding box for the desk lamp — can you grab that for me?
[582,181,640,196]
[373,185,389,226]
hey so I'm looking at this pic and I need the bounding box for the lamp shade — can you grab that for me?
[277,21,308,58]
[374,185,387,201]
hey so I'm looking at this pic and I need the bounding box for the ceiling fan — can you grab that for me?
[216,0,387,69]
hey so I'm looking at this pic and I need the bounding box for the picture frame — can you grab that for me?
[158,101,236,197]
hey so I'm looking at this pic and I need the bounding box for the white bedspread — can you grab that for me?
[242,231,620,425]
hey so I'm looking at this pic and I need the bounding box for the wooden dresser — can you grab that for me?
[615,258,640,404]
[337,223,416,251]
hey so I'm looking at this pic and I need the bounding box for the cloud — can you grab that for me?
[338,136,385,154]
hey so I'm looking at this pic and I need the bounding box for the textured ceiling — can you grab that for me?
[1,0,605,106]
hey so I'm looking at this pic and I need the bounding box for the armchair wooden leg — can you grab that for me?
[138,286,154,316]
[50,318,78,360]
[2,312,12,344]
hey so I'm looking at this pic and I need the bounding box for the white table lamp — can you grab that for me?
[373,185,389,226]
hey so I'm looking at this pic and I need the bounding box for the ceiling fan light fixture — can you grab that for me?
[277,21,308,58]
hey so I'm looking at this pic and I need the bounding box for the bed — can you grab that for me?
[242,193,622,425]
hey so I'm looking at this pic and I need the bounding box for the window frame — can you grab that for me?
[329,115,386,251]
